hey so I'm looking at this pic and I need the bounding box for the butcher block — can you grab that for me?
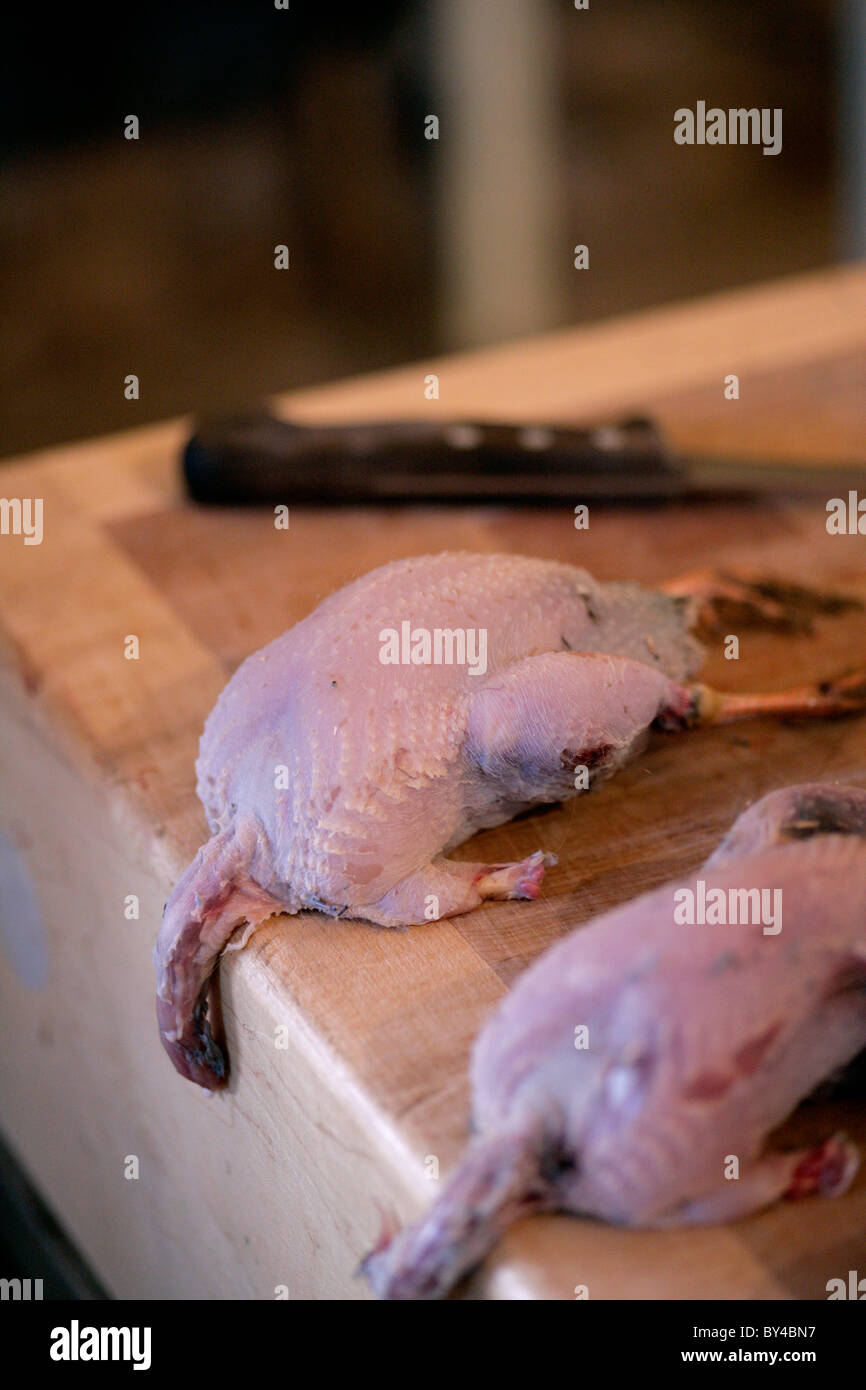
[1,264,865,1300]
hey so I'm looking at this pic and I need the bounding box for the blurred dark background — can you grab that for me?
[0,0,861,456]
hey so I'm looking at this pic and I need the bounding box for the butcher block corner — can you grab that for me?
[1,265,866,1299]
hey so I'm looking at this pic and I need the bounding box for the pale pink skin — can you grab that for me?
[361,783,866,1300]
[155,553,702,1088]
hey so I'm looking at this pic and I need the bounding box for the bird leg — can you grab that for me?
[356,850,556,927]
[359,1127,549,1300]
[648,1134,859,1227]
[657,667,866,729]
[660,567,862,637]
[154,825,287,1092]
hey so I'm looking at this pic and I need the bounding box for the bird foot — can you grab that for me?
[687,665,866,726]
[662,567,861,637]
[475,850,557,901]
[784,1133,860,1200]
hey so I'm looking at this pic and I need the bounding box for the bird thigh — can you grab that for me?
[465,651,675,804]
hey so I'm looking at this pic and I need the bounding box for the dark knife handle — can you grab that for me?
[183,409,688,506]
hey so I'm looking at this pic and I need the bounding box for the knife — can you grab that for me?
[182,410,866,506]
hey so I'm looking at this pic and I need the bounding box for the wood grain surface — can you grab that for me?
[1,264,865,1299]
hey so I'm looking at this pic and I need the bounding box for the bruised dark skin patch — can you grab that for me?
[682,1070,733,1101]
[734,1022,782,1076]
[155,987,227,1086]
[684,1023,783,1101]
[653,690,701,733]
[560,744,613,773]
[191,994,227,1080]
[540,1144,580,1184]
[781,794,866,841]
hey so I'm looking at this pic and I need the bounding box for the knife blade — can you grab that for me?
[182,410,866,506]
